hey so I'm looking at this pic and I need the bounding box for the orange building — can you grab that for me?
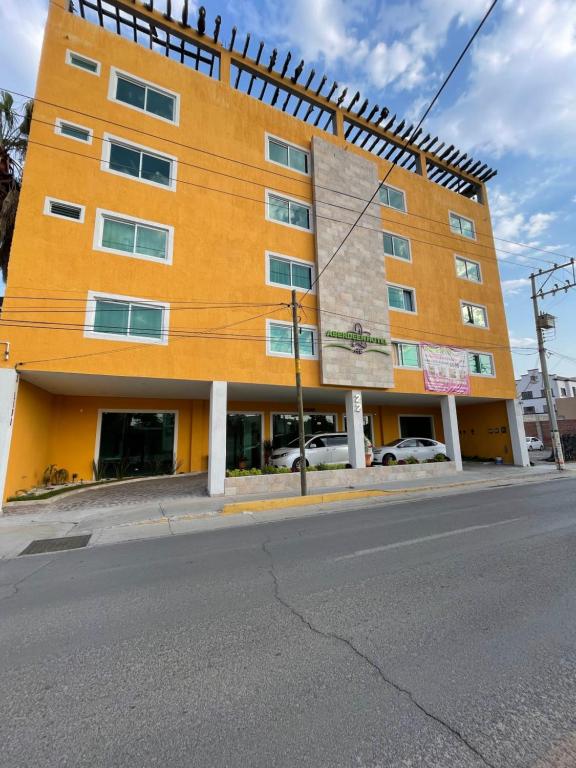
[0,0,529,502]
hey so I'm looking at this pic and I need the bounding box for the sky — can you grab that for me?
[1,0,575,379]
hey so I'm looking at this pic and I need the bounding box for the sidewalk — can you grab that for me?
[0,463,572,559]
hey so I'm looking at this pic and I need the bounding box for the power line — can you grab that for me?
[303,0,500,297]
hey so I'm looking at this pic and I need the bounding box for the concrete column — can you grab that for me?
[0,369,19,505]
[345,390,365,468]
[440,395,463,471]
[208,381,227,496]
[506,399,530,467]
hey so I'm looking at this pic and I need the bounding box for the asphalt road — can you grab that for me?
[1,477,576,768]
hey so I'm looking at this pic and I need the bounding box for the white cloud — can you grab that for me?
[509,335,537,348]
[0,0,46,98]
[489,188,559,260]
[525,213,557,239]
[502,278,530,295]
[432,0,576,157]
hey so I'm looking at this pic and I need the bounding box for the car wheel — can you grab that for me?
[382,453,396,466]
[292,457,309,471]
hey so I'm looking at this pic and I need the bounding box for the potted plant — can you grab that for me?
[263,440,274,465]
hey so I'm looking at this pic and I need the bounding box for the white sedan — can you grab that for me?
[525,436,544,451]
[373,438,447,465]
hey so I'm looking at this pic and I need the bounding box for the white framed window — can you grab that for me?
[94,209,174,264]
[265,190,313,232]
[383,231,411,261]
[101,133,177,190]
[468,351,495,376]
[266,319,318,359]
[43,197,85,223]
[449,211,476,240]
[455,255,482,282]
[392,341,421,368]
[66,49,101,75]
[266,134,309,175]
[266,252,314,292]
[461,301,488,328]
[109,68,180,124]
[388,284,417,313]
[379,184,406,212]
[54,118,93,144]
[85,291,169,344]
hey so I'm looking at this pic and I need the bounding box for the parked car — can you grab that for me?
[269,432,373,470]
[373,438,447,465]
[525,436,544,451]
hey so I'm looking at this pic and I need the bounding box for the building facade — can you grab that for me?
[516,369,576,415]
[0,0,529,502]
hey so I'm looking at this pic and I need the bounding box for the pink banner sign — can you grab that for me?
[421,344,470,394]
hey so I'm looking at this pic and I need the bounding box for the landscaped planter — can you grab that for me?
[224,461,457,496]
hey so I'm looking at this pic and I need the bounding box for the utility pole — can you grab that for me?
[529,259,576,471]
[291,290,307,496]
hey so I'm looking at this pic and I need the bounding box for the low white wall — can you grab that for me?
[224,461,456,496]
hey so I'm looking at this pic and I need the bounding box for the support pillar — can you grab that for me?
[0,369,19,505]
[345,390,365,468]
[208,381,227,496]
[506,399,530,467]
[440,395,463,471]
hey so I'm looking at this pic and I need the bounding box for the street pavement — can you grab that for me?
[1,477,576,767]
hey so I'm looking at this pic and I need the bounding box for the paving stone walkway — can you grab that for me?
[3,473,208,515]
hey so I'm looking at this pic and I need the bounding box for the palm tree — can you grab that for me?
[0,91,33,284]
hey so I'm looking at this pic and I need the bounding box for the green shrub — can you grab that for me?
[433,453,448,462]
[405,456,420,465]
[387,459,398,466]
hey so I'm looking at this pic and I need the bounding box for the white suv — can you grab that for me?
[270,432,373,470]
[526,436,544,451]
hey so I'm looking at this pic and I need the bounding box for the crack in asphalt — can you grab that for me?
[261,538,498,768]
[0,559,55,602]
[159,503,174,535]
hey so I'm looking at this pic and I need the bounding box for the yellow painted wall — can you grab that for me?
[4,381,54,497]
[458,401,513,463]
[0,2,515,401]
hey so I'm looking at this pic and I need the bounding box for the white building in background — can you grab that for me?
[516,369,576,415]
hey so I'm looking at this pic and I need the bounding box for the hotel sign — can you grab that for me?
[325,323,389,355]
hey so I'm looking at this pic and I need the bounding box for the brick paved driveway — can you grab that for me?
[4,473,208,515]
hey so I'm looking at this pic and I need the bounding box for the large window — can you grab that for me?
[468,352,495,376]
[267,320,317,358]
[266,191,312,231]
[461,301,488,328]
[521,391,534,400]
[110,69,178,123]
[272,413,336,448]
[388,285,416,313]
[86,293,168,343]
[393,341,421,368]
[267,253,313,291]
[95,210,172,263]
[456,256,481,282]
[450,212,476,239]
[266,135,309,174]
[97,411,175,479]
[102,135,176,190]
[379,184,406,212]
[383,232,411,261]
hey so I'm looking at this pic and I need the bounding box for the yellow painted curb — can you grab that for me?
[221,489,388,515]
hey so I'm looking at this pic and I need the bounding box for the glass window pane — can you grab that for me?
[299,329,314,357]
[116,77,146,109]
[389,188,405,211]
[388,286,404,309]
[60,123,90,141]
[146,88,175,120]
[383,233,394,255]
[130,305,163,338]
[402,344,419,367]
[270,324,293,354]
[379,187,390,206]
[394,236,410,260]
[292,263,312,290]
[469,354,481,373]
[270,257,291,286]
[70,54,97,73]
[470,263,481,281]
[136,225,167,259]
[269,140,289,166]
[456,257,467,278]
[480,355,493,374]
[94,300,129,335]
[109,143,140,177]
[102,218,135,253]
[403,290,414,312]
[141,153,171,186]
[472,306,487,326]
[462,304,472,323]
[268,195,289,223]
[461,218,475,238]
[289,202,310,229]
[449,213,461,234]
[289,147,308,173]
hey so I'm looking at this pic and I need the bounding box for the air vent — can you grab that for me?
[46,199,84,222]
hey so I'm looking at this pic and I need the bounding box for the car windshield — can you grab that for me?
[381,439,405,447]
[283,435,314,448]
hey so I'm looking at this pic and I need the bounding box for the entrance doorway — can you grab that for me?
[226,413,263,470]
[399,415,434,439]
[97,411,176,478]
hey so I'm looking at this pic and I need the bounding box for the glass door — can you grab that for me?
[98,411,176,478]
[226,413,262,470]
